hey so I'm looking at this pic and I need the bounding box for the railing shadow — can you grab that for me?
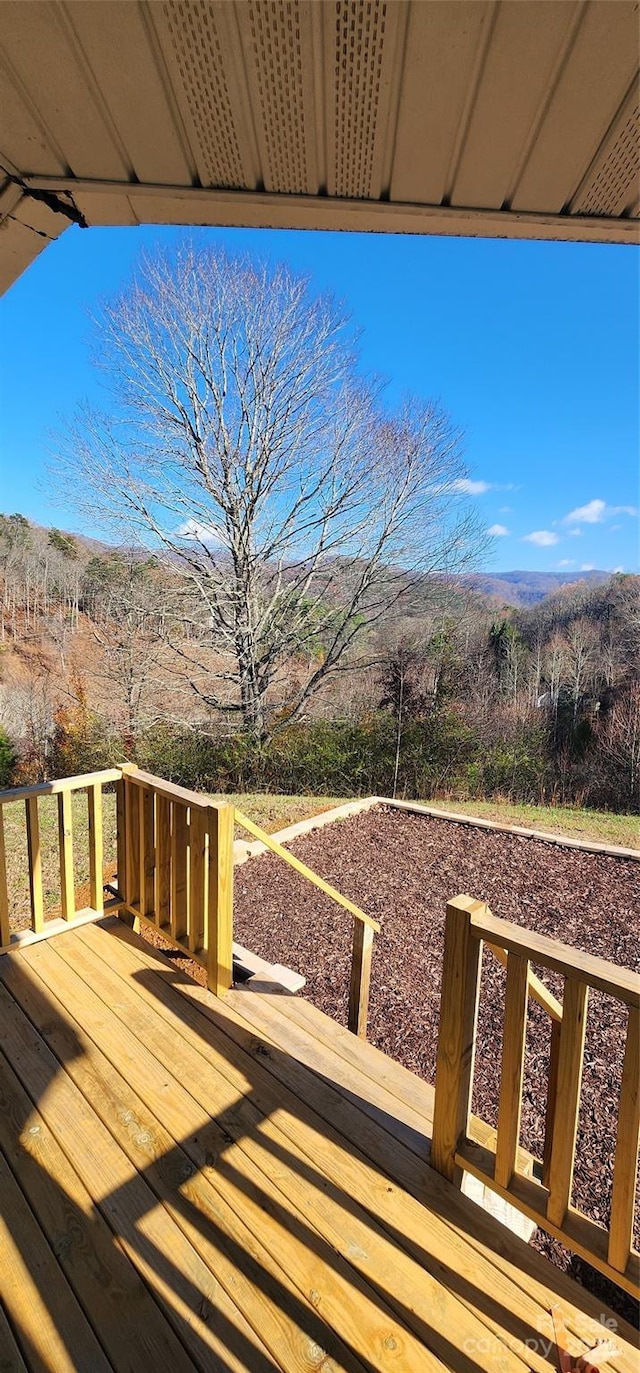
[0,924,633,1372]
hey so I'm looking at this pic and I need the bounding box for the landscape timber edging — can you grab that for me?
[375,796,640,861]
[232,795,380,865]
[232,794,639,865]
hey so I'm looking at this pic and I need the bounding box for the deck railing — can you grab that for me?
[0,767,123,946]
[234,809,380,1036]
[432,895,640,1299]
[0,765,378,1034]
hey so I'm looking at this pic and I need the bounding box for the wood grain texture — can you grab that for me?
[494,951,529,1188]
[87,782,103,915]
[101,918,640,1352]
[25,795,43,932]
[546,977,589,1229]
[348,918,374,1038]
[124,777,140,910]
[609,1005,640,1273]
[171,802,189,943]
[0,807,10,945]
[471,908,639,1007]
[542,1017,562,1189]
[0,1145,112,1373]
[156,794,171,930]
[207,802,234,996]
[57,789,75,920]
[188,805,207,954]
[432,896,483,1182]
[139,786,155,919]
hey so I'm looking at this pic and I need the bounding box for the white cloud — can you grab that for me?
[568,528,582,537]
[523,530,559,547]
[450,479,518,497]
[557,559,574,568]
[452,479,491,495]
[487,523,509,537]
[564,498,638,525]
[580,563,595,572]
[613,565,624,573]
[177,518,221,544]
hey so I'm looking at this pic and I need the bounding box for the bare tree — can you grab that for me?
[59,243,484,737]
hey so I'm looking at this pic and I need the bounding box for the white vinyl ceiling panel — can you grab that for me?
[0,0,637,295]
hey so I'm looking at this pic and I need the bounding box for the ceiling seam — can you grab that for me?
[55,0,136,181]
[502,0,587,211]
[442,0,500,206]
[378,0,411,200]
[0,46,69,176]
[141,1,201,188]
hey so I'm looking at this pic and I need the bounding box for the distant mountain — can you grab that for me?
[458,569,612,607]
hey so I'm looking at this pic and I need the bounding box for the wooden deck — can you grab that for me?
[0,919,636,1373]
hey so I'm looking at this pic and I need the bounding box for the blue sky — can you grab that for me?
[0,224,637,574]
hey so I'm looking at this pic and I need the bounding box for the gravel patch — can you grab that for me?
[233,805,640,1324]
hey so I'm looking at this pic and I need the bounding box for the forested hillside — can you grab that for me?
[0,513,638,812]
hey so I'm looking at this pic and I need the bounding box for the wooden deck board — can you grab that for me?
[95,923,640,1371]
[0,921,636,1373]
[54,926,536,1373]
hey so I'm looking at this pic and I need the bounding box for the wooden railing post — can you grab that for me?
[348,918,374,1038]
[542,1017,562,1188]
[432,896,484,1184]
[0,809,9,947]
[25,796,44,933]
[608,1005,640,1274]
[121,766,141,928]
[206,803,234,997]
[87,782,104,915]
[546,977,589,1228]
[57,788,75,920]
[495,951,529,1188]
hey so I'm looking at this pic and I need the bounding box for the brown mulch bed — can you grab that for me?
[231,805,640,1324]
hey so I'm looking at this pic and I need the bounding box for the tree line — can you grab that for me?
[0,513,637,811]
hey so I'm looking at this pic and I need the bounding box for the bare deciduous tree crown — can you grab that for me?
[58,242,485,736]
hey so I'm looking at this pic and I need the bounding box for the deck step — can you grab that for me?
[232,941,306,992]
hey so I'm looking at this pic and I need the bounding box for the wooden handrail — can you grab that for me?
[485,941,563,1021]
[234,809,380,1038]
[471,907,639,1007]
[432,895,640,1300]
[0,768,123,805]
[234,811,379,932]
[0,767,125,949]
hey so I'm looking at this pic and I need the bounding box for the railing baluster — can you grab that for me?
[139,787,155,919]
[495,951,529,1188]
[115,778,126,901]
[87,783,104,915]
[206,803,234,997]
[124,779,140,911]
[57,789,75,920]
[189,806,207,954]
[546,977,589,1227]
[0,809,10,946]
[25,796,44,932]
[542,1018,562,1188]
[171,803,189,943]
[432,897,484,1184]
[348,918,374,1038]
[609,1005,640,1274]
[156,795,171,931]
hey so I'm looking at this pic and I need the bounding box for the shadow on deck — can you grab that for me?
[0,918,636,1373]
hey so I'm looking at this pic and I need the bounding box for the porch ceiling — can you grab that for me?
[1,0,638,293]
